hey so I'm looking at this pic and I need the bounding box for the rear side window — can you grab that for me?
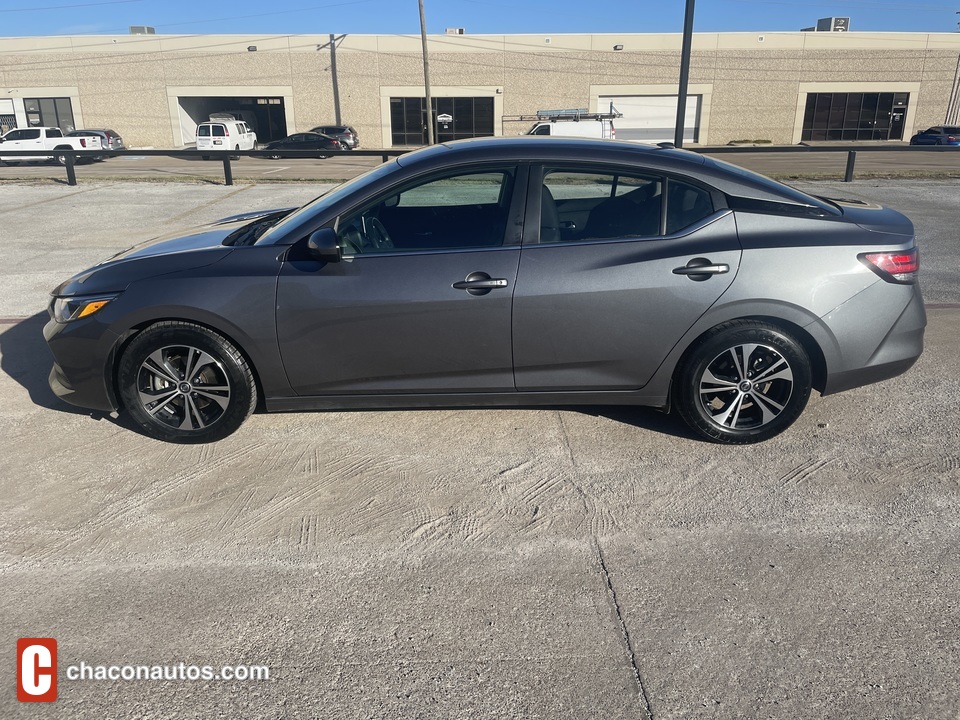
[541,169,662,242]
[666,179,714,234]
[46,128,63,138]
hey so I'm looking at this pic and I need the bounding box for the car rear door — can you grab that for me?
[276,164,527,395]
[512,164,741,391]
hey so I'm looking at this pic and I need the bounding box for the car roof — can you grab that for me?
[394,136,832,209]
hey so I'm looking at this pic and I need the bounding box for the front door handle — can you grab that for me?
[673,257,730,282]
[452,271,509,296]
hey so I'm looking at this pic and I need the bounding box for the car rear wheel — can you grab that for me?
[118,322,257,444]
[674,321,812,444]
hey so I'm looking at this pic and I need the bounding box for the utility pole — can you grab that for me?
[329,33,342,125]
[674,0,696,147]
[418,0,435,145]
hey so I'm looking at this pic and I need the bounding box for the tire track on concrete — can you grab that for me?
[738,455,837,516]
[228,451,416,544]
[19,440,268,565]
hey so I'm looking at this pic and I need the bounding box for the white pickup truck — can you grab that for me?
[0,126,103,165]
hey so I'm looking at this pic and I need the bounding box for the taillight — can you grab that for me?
[860,248,919,284]
[948,136,956,142]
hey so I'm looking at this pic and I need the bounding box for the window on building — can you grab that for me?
[802,92,909,141]
[389,96,495,146]
[24,97,76,132]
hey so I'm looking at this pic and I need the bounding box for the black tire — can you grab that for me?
[674,320,812,444]
[267,153,282,160]
[230,145,241,160]
[117,321,257,444]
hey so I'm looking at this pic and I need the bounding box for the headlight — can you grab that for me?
[51,294,118,323]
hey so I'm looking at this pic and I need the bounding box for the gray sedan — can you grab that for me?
[43,137,925,444]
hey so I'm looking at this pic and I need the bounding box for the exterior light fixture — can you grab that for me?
[247,45,257,52]
[613,44,624,51]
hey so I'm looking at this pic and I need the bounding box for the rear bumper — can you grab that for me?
[821,282,926,395]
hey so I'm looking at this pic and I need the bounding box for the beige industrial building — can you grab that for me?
[1,30,959,149]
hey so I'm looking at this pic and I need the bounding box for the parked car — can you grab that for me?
[0,126,102,165]
[909,126,960,146]
[66,128,125,160]
[263,132,344,159]
[309,125,359,149]
[44,137,925,444]
[196,118,256,159]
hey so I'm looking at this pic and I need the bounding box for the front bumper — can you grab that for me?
[44,314,121,412]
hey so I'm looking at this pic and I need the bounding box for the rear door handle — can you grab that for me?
[452,272,509,296]
[673,258,730,281]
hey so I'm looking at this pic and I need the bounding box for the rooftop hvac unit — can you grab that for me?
[445,28,465,35]
[816,17,850,32]
[129,26,156,35]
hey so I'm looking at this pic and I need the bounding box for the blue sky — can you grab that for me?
[1,0,957,37]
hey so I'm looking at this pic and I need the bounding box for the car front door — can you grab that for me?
[276,165,526,395]
[512,165,741,391]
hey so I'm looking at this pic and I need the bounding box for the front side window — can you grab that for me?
[6,129,41,141]
[337,169,515,255]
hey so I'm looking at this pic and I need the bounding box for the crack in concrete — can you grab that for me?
[597,540,653,720]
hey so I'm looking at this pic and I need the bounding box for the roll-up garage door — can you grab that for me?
[600,95,700,144]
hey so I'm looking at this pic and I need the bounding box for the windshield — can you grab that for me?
[256,160,402,244]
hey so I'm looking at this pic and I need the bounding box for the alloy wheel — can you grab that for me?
[698,342,794,431]
[135,344,231,431]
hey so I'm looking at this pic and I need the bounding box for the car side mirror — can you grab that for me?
[306,227,341,263]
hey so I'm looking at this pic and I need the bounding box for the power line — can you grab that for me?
[0,0,140,12]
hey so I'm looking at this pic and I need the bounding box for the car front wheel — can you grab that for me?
[674,321,812,444]
[117,321,257,443]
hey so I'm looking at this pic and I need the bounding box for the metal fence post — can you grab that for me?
[65,153,77,186]
[843,151,857,182]
[222,155,233,186]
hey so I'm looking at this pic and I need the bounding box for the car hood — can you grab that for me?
[50,215,261,298]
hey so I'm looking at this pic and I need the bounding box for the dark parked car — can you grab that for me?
[263,132,344,159]
[309,125,359,149]
[909,126,960,146]
[44,137,925,444]
[66,128,125,159]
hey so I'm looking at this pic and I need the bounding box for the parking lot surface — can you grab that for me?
[1,179,958,718]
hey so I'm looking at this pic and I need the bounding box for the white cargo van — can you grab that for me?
[196,115,257,159]
[526,118,616,140]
